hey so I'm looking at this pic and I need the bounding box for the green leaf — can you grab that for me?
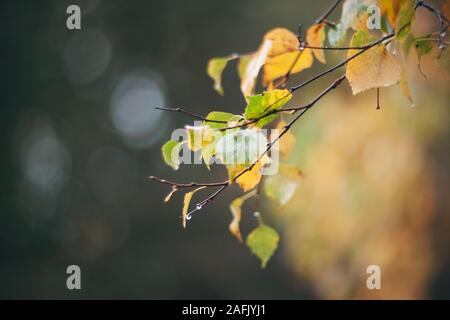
[246,224,280,268]
[402,33,415,58]
[415,39,433,59]
[204,111,242,129]
[415,38,433,78]
[207,54,238,95]
[162,140,182,170]
[264,164,302,207]
[244,89,292,127]
[396,0,415,41]
[215,129,268,165]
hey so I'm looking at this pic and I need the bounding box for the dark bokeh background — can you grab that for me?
[0,0,449,299]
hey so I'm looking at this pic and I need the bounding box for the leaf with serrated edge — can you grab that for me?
[246,224,280,268]
[244,89,292,127]
[346,30,401,95]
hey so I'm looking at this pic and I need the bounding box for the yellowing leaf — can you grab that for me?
[273,120,296,159]
[264,164,302,207]
[400,69,414,107]
[207,54,238,95]
[186,126,214,152]
[263,49,314,85]
[307,23,326,64]
[162,140,183,170]
[227,162,263,192]
[240,40,272,97]
[263,28,299,57]
[246,224,280,268]
[239,28,310,96]
[396,0,415,41]
[380,0,401,27]
[229,190,257,242]
[346,30,401,95]
[244,89,292,127]
[204,111,242,129]
[182,186,206,228]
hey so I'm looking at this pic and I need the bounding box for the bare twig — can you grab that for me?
[186,75,347,220]
[415,0,449,56]
[151,1,445,223]
[155,107,232,124]
[315,0,343,25]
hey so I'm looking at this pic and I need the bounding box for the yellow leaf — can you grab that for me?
[346,30,401,95]
[227,156,270,192]
[182,186,206,228]
[263,28,299,57]
[240,40,272,97]
[380,0,401,27]
[273,120,296,159]
[306,23,326,64]
[228,163,262,192]
[186,125,214,152]
[229,190,257,242]
[400,69,414,107]
[263,49,314,86]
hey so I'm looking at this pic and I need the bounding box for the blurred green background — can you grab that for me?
[1,0,449,299]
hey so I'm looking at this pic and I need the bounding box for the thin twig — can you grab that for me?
[151,2,443,222]
[148,176,227,188]
[315,0,343,25]
[415,0,449,56]
[187,75,346,219]
[155,107,231,124]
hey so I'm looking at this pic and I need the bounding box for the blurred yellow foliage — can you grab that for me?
[278,86,448,299]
